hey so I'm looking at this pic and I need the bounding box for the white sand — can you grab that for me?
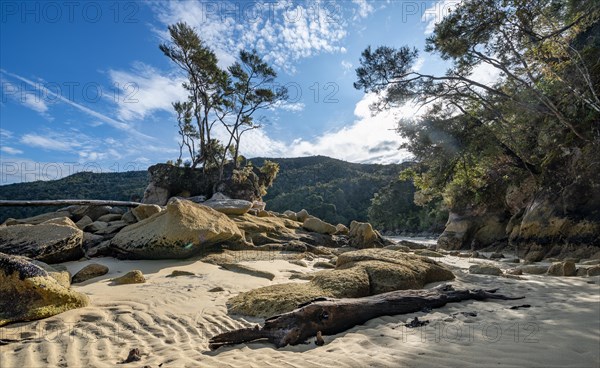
[1,253,599,368]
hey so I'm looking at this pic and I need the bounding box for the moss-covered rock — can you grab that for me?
[303,217,337,235]
[72,263,109,284]
[131,204,163,221]
[469,264,502,276]
[227,249,454,317]
[413,249,445,257]
[0,221,83,264]
[0,253,89,326]
[547,261,577,276]
[348,221,385,248]
[111,270,145,285]
[111,199,243,259]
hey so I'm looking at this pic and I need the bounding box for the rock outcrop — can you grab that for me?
[303,217,337,235]
[131,204,163,221]
[0,219,83,263]
[546,261,577,276]
[437,211,509,251]
[142,182,170,206]
[0,253,89,326]
[2,211,73,226]
[203,199,253,215]
[348,221,385,248]
[437,145,600,261]
[110,199,243,259]
[469,264,502,276]
[227,249,454,317]
[111,270,146,285]
[71,263,109,284]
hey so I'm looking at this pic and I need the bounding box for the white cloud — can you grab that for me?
[150,0,364,73]
[341,60,353,74]
[224,93,419,164]
[352,0,374,19]
[413,56,425,72]
[21,133,80,151]
[469,61,502,86]
[1,80,51,118]
[108,62,187,121]
[272,101,305,112]
[284,94,417,163]
[422,0,462,35]
[1,146,23,155]
[0,129,13,139]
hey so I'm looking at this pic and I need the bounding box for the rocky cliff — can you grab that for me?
[437,144,600,260]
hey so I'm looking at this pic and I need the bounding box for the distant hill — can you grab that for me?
[252,156,409,225]
[0,171,148,222]
[0,156,443,232]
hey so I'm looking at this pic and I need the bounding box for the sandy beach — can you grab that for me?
[1,249,598,368]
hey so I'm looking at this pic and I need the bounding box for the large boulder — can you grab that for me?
[131,204,163,221]
[438,211,509,251]
[72,263,109,284]
[303,217,337,235]
[69,206,112,222]
[335,223,349,235]
[142,182,170,206]
[296,209,309,222]
[2,211,73,226]
[230,214,301,246]
[0,253,89,326]
[203,199,253,216]
[469,264,503,276]
[0,220,84,263]
[348,221,385,248]
[228,249,454,317]
[110,199,243,259]
[83,221,108,233]
[547,261,577,276]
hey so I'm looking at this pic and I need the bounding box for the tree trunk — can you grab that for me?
[209,284,524,350]
[0,200,142,207]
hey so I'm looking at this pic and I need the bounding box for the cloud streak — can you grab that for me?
[1,70,154,140]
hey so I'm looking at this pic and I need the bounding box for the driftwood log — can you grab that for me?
[0,200,142,207]
[209,284,524,350]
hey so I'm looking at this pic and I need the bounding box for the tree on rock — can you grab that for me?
[160,22,287,176]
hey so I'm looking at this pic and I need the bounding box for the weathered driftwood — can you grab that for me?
[0,200,142,207]
[209,284,524,350]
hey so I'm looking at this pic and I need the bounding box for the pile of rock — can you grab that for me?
[1,197,394,262]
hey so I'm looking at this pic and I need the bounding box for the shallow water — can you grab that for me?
[386,236,438,246]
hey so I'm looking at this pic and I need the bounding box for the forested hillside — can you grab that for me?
[0,156,446,233]
[255,156,445,231]
[0,171,148,222]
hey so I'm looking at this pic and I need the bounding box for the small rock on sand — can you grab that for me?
[111,270,146,285]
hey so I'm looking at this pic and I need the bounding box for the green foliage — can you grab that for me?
[368,178,447,233]
[258,160,280,190]
[254,156,440,231]
[231,164,254,184]
[161,23,286,177]
[355,0,600,214]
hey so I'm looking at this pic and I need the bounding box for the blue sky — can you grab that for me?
[0,0,465,184]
